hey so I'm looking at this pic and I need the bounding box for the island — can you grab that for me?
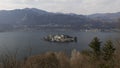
[44,34,77,42]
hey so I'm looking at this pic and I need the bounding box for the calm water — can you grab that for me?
[0,30,119,58]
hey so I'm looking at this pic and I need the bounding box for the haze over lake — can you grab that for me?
[0,30,119,58]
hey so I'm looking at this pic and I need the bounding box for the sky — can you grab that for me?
[0,0,120,15]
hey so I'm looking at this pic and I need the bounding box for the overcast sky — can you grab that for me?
[0,0,120,14]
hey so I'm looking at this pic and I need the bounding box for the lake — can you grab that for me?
[0,30,119,59]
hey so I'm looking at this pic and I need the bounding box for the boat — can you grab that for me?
[44,34,77,42]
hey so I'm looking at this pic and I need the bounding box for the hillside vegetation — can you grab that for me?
[0,8,120,31]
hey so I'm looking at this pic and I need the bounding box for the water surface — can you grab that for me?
[0,30,119,58]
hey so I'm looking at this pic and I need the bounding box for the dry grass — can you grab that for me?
[114,40,120,68]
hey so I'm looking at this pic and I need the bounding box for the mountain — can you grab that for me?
[0,8,51,24]
[88,12,120,29]
[88,12,120,22]
[0,8,119,31]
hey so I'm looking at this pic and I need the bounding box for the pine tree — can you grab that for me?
[102,40,115,61]
[89,37,101,57]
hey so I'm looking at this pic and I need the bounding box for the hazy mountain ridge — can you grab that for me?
[88,12,120,22]
[0,8,119,31]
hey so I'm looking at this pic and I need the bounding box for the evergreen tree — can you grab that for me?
[89,37,101,57]
[102,40,115,61]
